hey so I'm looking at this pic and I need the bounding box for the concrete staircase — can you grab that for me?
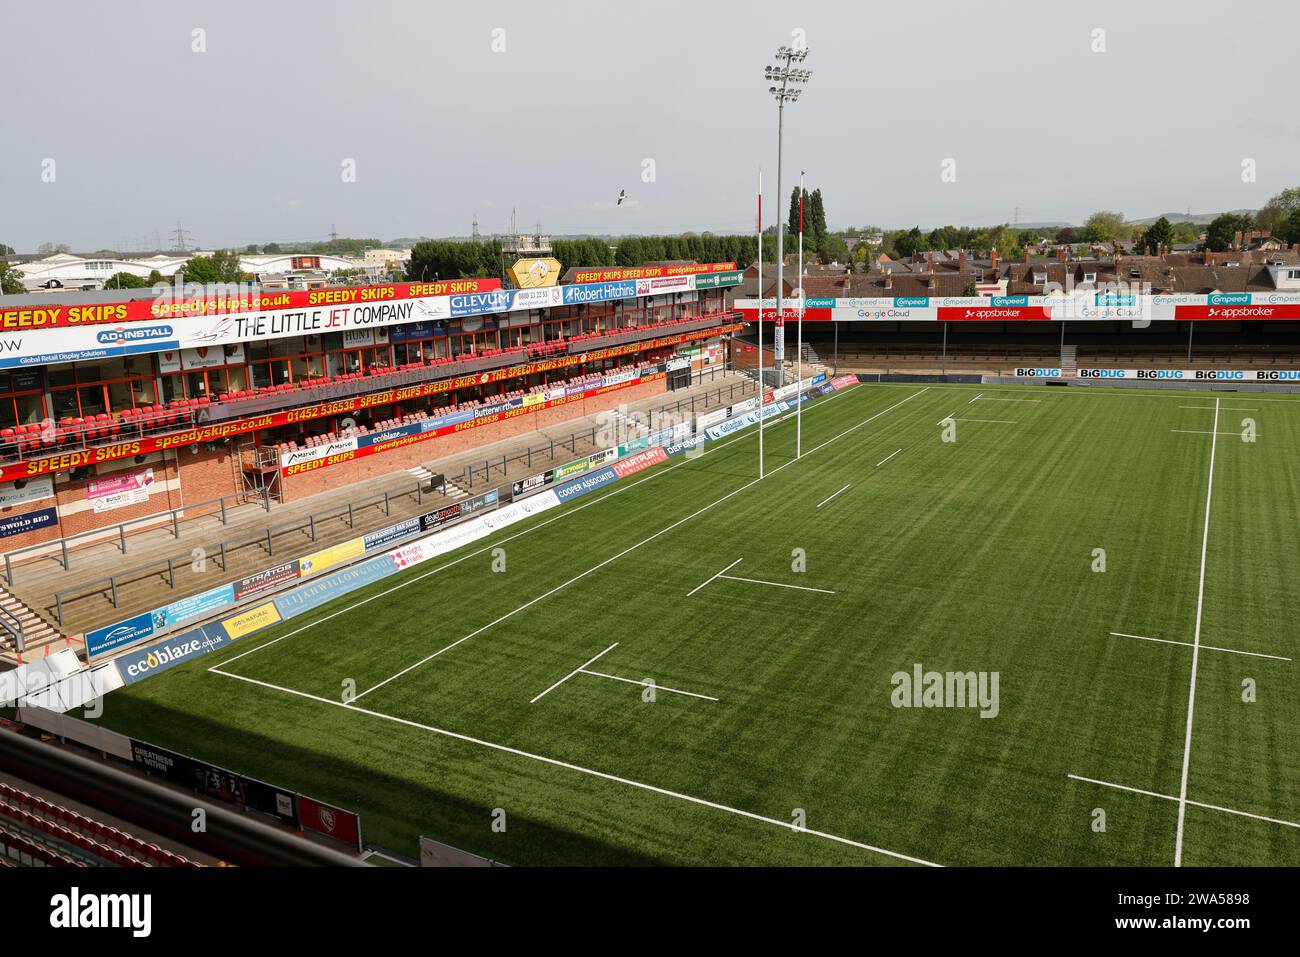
[0,583,67,664]
[1060,344,1078,375]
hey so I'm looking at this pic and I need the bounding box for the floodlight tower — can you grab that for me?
[765,45,811,387]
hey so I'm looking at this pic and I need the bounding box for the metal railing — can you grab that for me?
[3,488,272,587]
[0,605,25,653]
[49,476,450,629]
[460,373,755,489]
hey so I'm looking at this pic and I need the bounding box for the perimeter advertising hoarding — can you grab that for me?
[129,739,298,825]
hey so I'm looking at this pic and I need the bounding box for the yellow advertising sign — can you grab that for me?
[223,602,282,639]
[299,538,365,578]
[508,257,562,289]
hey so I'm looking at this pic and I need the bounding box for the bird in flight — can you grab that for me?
[617,189,626,206]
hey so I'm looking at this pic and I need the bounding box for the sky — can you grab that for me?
[2,0,1297,252]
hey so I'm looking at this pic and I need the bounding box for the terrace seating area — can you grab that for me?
[270,367,627,461]
[0,780,200,867]
[1,397,212,462]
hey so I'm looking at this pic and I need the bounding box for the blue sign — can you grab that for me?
[86,611,157,658]
[562,280,639,306]
[554,467,619,503]
[450,290,513,317]
[0,338,181,370]
[272,555,398,621]
[0,506,58,539]
[116,624,231,685]
[363,518,420,552]
[894,297,929,307]
[991,296,1028,307]
[1209,293,1251,305]
[157,584,236,630]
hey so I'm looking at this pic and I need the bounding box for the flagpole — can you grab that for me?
[756,167,765,479]
[796,171,804,459]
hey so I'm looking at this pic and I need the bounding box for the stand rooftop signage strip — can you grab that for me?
[0,268,743,362]
[734,293,1300,322]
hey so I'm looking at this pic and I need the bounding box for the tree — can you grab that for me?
[1,261,25,295]
[1080,211,1129,244]
[36,242,71,256]
[1055,226,1077,245]
[1137,216,1174,254]
[406,239,503,281]
[978,224,1023,261]
[1203,213,1255,251]
[1257,187,1300,235]
[1279,207,1300,246]
[102,272,150,289]
[264,242,282,254]
[0,243,14,256]
[808,189,827,241]
[816,233,849,265]
[181,249,246,284]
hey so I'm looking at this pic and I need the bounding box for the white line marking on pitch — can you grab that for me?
[816,484,851,508]
[531,643,619,704]
[972,397,1039,403]
[876,449,903,467]
[213,379,867,672]
[957,418,1019,425]
[1176,396,1218,867]
[717,574,835,594]
[208,665,940,866]
[1108,631,1291,662]
[1068,774,1300,831]
[936,411,956,425]
[579,670,719,702]
[1170,429,1253,437]
[688,558,743,597]
[1180,405,1257,411]
[349,388,932,696]
[967,393,983,404]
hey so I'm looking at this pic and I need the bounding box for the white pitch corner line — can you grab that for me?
[687,558,743,597]
[968,393,983,404]
[1108,631,1291,662]
[1068,774,1300,831]
[1175,396,1219,867]
[579,669,719,702]
[876,448,903,467]
[816,484,851,509]
[717,574,835,595]
[531,642,619,704]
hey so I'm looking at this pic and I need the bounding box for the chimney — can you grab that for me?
[884,271,893,290]
[1233,230,1243,248]
[1057,246,1066,263]
[926,251,934,272]
[990,247,999,273]
[927,272,937,291]
[1203,248,1213,265]
[959,249,966,271]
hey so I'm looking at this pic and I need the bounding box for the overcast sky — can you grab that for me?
[2,0,1296,252]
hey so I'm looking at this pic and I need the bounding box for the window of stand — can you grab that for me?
[161,363,250,402]
[247,336,325,388]
[0,370,47,429]
[47,356,156,420]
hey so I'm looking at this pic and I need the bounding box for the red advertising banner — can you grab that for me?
[297,794,361,850]
[937,306,1054,321]
[1172,304,1300,321]
[737,308,834,323]
[570,262,737,284]
[0,278,502,331]
[612,447,668,479]
[0,323,739,482]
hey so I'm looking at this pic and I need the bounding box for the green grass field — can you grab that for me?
[94,381,1300,866]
